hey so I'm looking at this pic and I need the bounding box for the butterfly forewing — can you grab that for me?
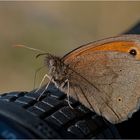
[62,35,140,124]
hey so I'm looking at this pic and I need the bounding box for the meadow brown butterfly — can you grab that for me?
[17,34,140,124]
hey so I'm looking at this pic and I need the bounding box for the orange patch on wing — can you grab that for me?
[64,41,140,62]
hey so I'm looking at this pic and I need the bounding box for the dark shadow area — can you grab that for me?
[124,21,140,34]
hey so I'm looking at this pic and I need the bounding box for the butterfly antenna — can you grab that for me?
[36,53,51,59]
[14,44,47,53]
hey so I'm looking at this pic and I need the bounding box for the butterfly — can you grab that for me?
[16,34,140,124]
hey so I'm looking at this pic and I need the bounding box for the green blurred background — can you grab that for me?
[0,1,140,93]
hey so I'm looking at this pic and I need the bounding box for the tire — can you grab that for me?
[0,83,120,139]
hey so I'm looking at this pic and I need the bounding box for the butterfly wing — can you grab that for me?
[62,35,140,124]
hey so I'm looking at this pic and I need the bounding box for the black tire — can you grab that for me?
[0,83,120,139]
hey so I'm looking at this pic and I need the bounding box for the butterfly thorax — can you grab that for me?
[45,54,69,87]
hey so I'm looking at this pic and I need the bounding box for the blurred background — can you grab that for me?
[0,1,140,93]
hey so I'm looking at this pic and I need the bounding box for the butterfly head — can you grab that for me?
[45,54,69,86]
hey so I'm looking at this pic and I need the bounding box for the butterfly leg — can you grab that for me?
[33,65,46,89]
[37,80,52,101]
[66,79,74,109]
[61,79,74,109]
[36,73,52,101]
[35,73,52,93]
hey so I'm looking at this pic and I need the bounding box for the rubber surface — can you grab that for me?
[0,83,120,139]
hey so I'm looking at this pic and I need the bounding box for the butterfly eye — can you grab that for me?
[129,49,137,56]
[117,97,122,102]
